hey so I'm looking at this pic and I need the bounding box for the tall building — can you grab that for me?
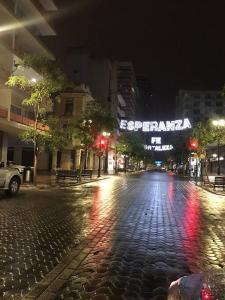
[65,49,126,123]
[136,75,152,119]
[176,90,225,125]
[0,0,57,168]
[117,61,137,119]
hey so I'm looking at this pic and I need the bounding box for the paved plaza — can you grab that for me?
[0,171,225,299]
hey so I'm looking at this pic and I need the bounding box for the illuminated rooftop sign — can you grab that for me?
[120,118,191,132]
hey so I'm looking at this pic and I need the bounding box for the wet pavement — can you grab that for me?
[0,171,225,299]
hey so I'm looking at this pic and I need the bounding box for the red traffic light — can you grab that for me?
[188,138,198,150]
[96,135,108,150]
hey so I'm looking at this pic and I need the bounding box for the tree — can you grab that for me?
[116,133,150,171]
[44,116,69,153]
[169,131,190,164]
[6,54,70,184]
[191,121,214,179]
[68,100,117,181]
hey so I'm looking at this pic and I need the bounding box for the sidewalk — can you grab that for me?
[21,170,145,190]
[195,181,225,196]
[21,172,110,190]
[174,172,225,196]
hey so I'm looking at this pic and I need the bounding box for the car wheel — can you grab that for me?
[5,177,20,196]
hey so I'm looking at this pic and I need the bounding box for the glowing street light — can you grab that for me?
[102,131,111,137]
[212,119,225,127]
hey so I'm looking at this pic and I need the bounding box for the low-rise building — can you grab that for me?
[52,85,97,171]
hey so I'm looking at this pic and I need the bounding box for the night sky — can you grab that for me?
[45,0,225,119]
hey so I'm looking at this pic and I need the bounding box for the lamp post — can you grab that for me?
[114,146,118,174]
[102,131,111,174]
[97,135,108,177]
[212,119,225,175]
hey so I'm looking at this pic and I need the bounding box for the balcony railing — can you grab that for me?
[0,106,8,118]
[0,106,49,131]
[10,112,49,131]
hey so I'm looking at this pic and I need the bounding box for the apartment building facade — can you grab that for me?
[117,61,137,119]
[0,0,57,169]
[176,90,225,125]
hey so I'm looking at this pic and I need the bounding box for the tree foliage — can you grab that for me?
[191,120,225,178]
[191,122,214,155]
[117,132,150,164]
[68,101,117,150]
[5,54,71,183]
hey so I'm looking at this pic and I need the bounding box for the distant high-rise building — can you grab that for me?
[136,75,152,119]
[176,90,225,125]
[65,49,126,123]
[117,62,137,119]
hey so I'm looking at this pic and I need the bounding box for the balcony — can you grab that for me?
[0,106,8,118]
[10,112,48,131]
[0,105,48,131]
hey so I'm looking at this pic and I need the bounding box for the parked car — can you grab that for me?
[0,161,25,174]
[0,167,23,196]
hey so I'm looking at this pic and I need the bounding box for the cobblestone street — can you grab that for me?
[0,171,225,299]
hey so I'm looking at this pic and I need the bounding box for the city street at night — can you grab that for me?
[1,0,225,299]
[0,172,225,299]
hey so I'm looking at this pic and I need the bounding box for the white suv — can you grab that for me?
[0,165,23,196]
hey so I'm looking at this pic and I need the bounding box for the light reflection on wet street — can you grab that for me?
[0,171,225,299]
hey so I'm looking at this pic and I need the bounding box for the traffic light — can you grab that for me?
[100,137,107,150]
[96,135,108,150]
[188,138,198,150]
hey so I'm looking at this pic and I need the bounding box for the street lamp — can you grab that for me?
[212,119,225,175]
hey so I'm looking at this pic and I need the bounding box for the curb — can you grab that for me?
[21,176,110,191]
[190,181,225,196]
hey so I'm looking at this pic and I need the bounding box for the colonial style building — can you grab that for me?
[52,85,98,171]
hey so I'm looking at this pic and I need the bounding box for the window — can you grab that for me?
[64,100,74,115]
[193,109,200,115]
[205,93,211,99]
[205,101,211,107]
[216,93,221,99]
[216,101,222,107]
[193,101,200,106]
